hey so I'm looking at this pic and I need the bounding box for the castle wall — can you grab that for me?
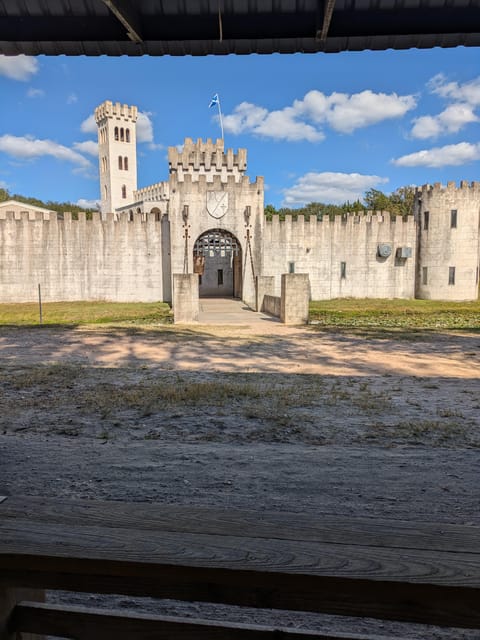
[0,211,165,303]
[262,213,417,299]
[415,181,480,301]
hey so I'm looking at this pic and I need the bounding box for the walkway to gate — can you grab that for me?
[198,297,278,325]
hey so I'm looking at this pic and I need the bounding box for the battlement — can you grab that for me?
[94,100,138,124]
[0,211,162,224]
[265,211,415,229]
[134,181,170,201]
[416,180,480,197]
[170,173,262,189]
[168,138,247,175]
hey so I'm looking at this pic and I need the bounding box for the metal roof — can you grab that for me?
[0,0,479,56]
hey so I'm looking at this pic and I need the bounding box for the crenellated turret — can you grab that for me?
[168,138,247,182]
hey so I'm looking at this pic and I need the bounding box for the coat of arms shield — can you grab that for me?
[206,191,228,219]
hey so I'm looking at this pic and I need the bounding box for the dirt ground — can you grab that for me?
[1,323,479,638]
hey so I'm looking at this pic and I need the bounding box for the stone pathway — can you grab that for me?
[197,297,279,325]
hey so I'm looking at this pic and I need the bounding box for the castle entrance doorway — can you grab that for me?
[193,229,242,298]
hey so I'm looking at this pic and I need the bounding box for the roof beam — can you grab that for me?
[317,0,337,41]
[100,0,143,43]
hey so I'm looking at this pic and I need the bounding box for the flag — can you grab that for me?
[209,93,219,108]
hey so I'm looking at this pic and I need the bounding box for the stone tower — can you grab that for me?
[415,181,480,301]
[94,100,138,216]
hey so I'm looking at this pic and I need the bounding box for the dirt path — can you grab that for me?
[1,324,479,638]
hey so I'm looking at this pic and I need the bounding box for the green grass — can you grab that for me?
[0,301,172,326]
[309,298,480,331]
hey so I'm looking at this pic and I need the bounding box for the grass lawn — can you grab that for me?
[0,301,172,326]
[309,298,480,331]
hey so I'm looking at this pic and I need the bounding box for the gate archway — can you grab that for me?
[193,229,242,298]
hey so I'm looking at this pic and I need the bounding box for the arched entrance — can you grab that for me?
[193,229,242,298]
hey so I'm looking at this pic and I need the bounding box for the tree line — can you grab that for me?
[265,186,416,220]
[0,188,98,216]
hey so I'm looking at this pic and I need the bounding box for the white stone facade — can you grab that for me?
[0,100,479,305]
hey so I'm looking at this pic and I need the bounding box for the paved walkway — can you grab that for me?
[198,297,279,325]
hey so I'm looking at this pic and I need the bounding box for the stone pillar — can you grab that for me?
[173,274,199,324]
[255,275,275,312]
[280,273,310,324]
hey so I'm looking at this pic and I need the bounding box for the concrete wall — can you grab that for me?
[263,213,417,300]
[173,274,199,323]
[280,273,310,324]
[0,211,165,303]
[415,181,480,301]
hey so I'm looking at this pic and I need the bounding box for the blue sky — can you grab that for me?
[0,48,479,209]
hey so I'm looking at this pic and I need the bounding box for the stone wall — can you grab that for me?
[0,211,166,303]
[262,213,417,300]
[415,181,480,301]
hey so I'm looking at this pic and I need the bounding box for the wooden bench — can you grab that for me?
[1,495,480,639]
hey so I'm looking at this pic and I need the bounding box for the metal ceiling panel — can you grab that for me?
[0,0,478,55]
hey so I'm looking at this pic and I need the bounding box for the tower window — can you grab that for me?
[124,156,128,171]
[422,267,428,285]
[217,269,223,286]
[120,128,125,142]
[450,209,457,228]
[288,262,295,273]
[448,266,456,285]
[423,211,429,230]
[126,128,130,143]
[121,185,127,199]
[114,127,119,141]
[340,261,346,279]
[104,185,108,200]
[118,156,123,170]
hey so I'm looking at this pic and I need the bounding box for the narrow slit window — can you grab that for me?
[114,127,119,141]
[288,262,295,273]
[340,261,346,279]
[121,185,127,199]
[422,267,428,285]
[124,157,128,171]
[450,209,457,228]
[118,156,123,170]
[126,128,130,143]
[448,266,456,285]
[424,211,429,230]
[217,269,223,286]
[120,127,125,142]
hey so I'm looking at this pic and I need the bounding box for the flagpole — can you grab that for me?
[217,94,224,143]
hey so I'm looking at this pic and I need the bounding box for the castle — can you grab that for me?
[0,100,479,308]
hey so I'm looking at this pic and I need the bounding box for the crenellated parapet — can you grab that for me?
[416,180,480,198]
[0,211,162,225]
[169,171,262,190]
[134,181,170,202]
[168,138,247,181]
[94,100,138,124]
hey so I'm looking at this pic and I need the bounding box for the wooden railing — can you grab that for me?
[1,496,480,639]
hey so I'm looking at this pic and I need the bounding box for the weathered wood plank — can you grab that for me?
[11,602,401,640]
[2,496,479,554]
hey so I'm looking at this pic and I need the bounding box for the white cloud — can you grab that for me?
[299,90,417,134]
[428,73,480,106]
[283,172,389,206]
[411,104,478,139]
[0,134,92,170]
[27,88,45,99]
[411,74,480,139]
[80,114,97,135]
[222,90,415,142]
[73,140,98,156]
[392,142,480,168]
[0,55,39,81]
[77,198,100,210]
[67,93,78,104]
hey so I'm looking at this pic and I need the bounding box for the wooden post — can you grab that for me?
[0,588,45,639]
[38,284,43,325]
